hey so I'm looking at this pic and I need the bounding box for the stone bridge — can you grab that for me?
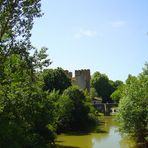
[93,103,118,115]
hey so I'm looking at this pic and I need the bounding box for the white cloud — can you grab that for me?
[110,21,126,28]
[74,29,97,39]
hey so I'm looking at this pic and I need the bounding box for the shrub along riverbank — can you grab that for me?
[117,63,148,146]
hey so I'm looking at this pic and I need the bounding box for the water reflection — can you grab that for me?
[55,116,138,148]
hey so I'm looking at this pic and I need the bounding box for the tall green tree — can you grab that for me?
[32,47,52,72]
[0,0,42,44]
[0,0,44,82]
[0,0,43,80]
[117,63,148,144]
[0,54,53,147]
[91,72,115,103]
[58,86,97,132]
[0,0,57,147]
[42,68,71,93]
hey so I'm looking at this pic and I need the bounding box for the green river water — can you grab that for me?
[55,116,141,148]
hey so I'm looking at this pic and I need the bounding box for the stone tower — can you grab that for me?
[64,69,91,92]
[74,69,90,92]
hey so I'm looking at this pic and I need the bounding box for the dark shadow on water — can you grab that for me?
[60,131,90,136]
[95,128,108,133]
[51,144,80,148]
[61,120,108,135]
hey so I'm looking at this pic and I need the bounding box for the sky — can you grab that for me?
[31,0,148,81]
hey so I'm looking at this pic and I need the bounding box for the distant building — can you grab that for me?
[64,69,90,92]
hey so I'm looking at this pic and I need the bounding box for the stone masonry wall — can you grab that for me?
[75,69,90,92]
[65,69,90,92]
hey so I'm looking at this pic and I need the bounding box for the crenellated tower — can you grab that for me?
[64,69,90,92]
[74,69,90,92]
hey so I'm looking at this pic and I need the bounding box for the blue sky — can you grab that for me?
[31,0,148,81]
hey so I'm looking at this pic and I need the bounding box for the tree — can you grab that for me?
[42,68,71,93]
[58,86,97,132]
[125,74,137,84]
[110,84,125,103]
[0,0,42,44]
[32,47,52,72]
[113,80,123,89]
[117,63,148,144]
[91,72,115,103]
[0,1,58,147]
[0,53,56,147]
[141,62,148,76]
[90,87,98,99]
[0,0,43,74]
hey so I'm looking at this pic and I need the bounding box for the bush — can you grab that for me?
[117,72,148,143]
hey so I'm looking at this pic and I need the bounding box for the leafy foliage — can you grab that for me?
[0,54,52,147]
[42,68,71,93]
[58,86,97,132]
[113,80,123,89]
[0,0,57,147]
[90,87,98,99]
[0,1,99,147]
[32,47,52,72]
[110,84,125,103]
[0,0,42,44]
[91,72,115,103]
[141,62,148,76]
[117,63,148,143]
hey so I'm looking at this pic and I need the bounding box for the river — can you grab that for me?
[55,116,139,148]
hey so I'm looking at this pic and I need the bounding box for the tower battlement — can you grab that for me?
[65,69,90,92]
[75,69,90,76]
